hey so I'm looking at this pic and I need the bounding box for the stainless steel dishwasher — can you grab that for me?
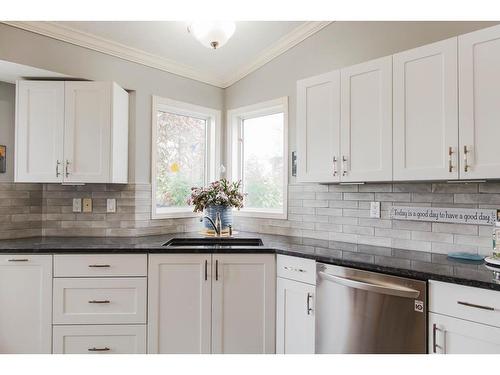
[316,263,427,354]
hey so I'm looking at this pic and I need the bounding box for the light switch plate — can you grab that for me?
[72,198,82,213]
[370,201,381,218]
[82,198,92,213]
[106,198,116,213]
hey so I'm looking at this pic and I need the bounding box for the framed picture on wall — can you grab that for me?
[0,145,6,173]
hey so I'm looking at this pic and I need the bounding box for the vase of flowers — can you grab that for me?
[187,179,245,230]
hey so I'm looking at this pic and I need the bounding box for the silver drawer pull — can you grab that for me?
[88,347,110,352]
[88,264,111,268]
[457,301,495,311]
[8,258,29,262]
[88,300,110,304]
[283,266,305,273]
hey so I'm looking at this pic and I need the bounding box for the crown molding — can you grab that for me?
[3,21,332,89]
[2,21,224,87]
[222,21,332,87]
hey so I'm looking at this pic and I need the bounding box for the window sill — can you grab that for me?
[234,209,287,220]
[152,209,200,220]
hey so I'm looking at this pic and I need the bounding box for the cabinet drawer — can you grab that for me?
[277,255,316,284]
[53,325,146,354]
[429,280,500,328]
[53,278,147,324]
[54,254,147,277]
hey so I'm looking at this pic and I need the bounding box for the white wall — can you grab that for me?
[0,81,15,182]
[224,21,499,177]
[0,23,225,183]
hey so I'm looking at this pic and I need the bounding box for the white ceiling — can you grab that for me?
[5,21,331,87]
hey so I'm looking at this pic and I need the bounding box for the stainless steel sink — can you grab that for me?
[163,237,263,247]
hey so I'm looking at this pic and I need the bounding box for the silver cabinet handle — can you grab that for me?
[432,323,442,353]
[56,160,61,177]
[283,266,305,273]
[65,160,70,177]
[215,259,219,281]
[342,156,348,177]
[205,259,208,281]
[448,147,454,173]
[8,258,29,262]
[457,301,495,311]
[88,264,111,268]
[463,145,470,172]
[332,156,338,176]
[88,347,110,352]
[318,271,420,299]
[306,293,313,315]
[88,300,110,304]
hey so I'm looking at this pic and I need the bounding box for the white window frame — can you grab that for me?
[151,96,221,219]
[227,97,288,220]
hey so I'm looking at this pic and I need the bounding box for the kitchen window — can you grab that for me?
[227,97,288,219]
[151,96,221,219]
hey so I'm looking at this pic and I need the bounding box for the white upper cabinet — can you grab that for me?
[15,81,64,183]
[340,56,393,182]
[297,71,341,183]
[393,38,459,181]
[0,255,52,354]
[211,254,276,354]
[148,254,212,354]
[15,80,129,184]
[458,25,500,179]
[64,82,110,183]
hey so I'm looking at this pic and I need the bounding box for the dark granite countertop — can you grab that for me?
[0,232,499,291]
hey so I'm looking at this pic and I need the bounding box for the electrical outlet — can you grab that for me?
[370,201,381,218]
[82,198,92,213]
[106,198,116,213]
[72,198,82,213]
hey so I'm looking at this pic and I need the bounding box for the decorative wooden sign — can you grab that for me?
[390,206,497,226]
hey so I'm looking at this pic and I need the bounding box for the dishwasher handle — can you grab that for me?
[318,271,420,299]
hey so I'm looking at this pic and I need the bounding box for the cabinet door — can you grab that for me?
[64,81,111,183]
[148,254,212,354]
[276,278,315,354]
[15,81,64,183]
[0,255,52,353]
[340,56,393,182]
[297,71,341,183]
[212,254,276,354]
[429,312,500,354]
[53,325,146,354]
[393,38,458,180]
[459,25,500,179]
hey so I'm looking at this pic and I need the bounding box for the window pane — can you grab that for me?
[155,111,206,213]
[242,113,284,211]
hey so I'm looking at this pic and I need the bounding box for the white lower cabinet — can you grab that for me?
[276,278,315,354]
[148,254,212,354]
[212,254,276,354]
[148,253,276,354]
[53,277,147,325]
[0,255,53,354]
[276,255,316,354]
[429,280,500,354]
[429,313,500,354]
[53,325,147,354]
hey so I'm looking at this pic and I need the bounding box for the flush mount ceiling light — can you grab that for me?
[187,21,236,50]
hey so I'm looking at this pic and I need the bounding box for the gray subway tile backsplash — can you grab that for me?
[0,181,498,260]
